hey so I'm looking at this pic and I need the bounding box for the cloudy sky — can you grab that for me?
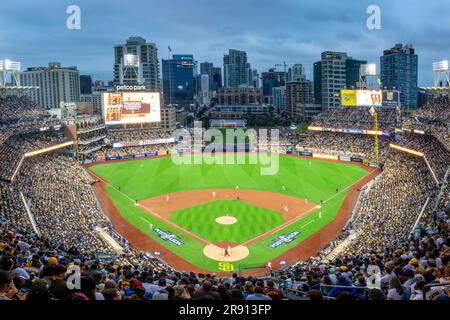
[1,0,449,85]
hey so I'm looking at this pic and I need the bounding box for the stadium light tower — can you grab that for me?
[0,59,21,86]
[369,106,379,168]
[433,60,450,87]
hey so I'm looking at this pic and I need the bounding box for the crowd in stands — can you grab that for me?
[0,131,68,181]
[0,182,31,233]
[95,145,172,160]
[402,96,449,148]
[107,127,171,143]
[344,151,436,254]
[310,106,399,131]
[301,131,392,162]
[394,133,449,183]
[15,154,112,253]
[0,96,48,122]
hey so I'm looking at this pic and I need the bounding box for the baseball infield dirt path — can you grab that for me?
[139,189,317,222]
[86,156,380,276]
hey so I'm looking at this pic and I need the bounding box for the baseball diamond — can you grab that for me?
[87,153,374,273]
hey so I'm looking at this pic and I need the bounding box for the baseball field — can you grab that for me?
[88,154,373,274]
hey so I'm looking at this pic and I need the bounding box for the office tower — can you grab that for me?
[162,54,196,109]
[113,36,159,89]
[212,67,222,90]
[200,62,214,91]
[288,64,306,82]
[285,80,313,116]
[261,68,286,104]
[313,61,322,104]
[80,75,93,94]
[272,86,286,110]
[20,62,80,109]
[381,43,418,110]
[223,49,252,87]
[346,59,367,88]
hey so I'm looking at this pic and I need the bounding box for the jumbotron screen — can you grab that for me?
[102,92,161,125]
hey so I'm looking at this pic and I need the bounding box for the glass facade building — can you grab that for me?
[381,44,418,111]
[162,54,196,109]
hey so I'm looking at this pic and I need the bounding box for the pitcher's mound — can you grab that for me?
[215,216,237,225]
[203,244,249,262]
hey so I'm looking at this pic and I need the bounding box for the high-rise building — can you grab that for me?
[288,64,306,82]
[346,59,367,88]
[313,61,322,104]
[80,75,93,94]
[223,49,252,87]
[250,69,260,88]
[200,62,214,91]
[261,69,286,104]
[212,67,222,90]
[113,36,159,89]
[319,51,366,109]
[285,80,313,117]
[272,86,286,110]
[321,51,348,109]
[381,43,418,110]
[162,54,196,109]
[20,62,80,109]
[217,87,262,105]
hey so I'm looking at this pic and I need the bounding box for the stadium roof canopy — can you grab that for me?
[0,86,39,98]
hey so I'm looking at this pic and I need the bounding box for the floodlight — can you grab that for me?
[433,60,449,72]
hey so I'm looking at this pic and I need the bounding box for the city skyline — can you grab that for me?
[1,0,449,85]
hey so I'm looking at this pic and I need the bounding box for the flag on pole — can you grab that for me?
[168,45,172,53]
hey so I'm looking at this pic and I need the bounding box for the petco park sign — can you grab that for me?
[115,85,147,91]
[153,228,184,246]
[268,231,300,248]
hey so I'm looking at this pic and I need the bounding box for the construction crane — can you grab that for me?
[274,62,288,81]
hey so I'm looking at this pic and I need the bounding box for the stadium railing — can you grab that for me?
[424,282,450,300]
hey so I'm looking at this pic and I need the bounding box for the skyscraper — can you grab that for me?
[346,59,367,88]
[320,51,348,109]
[200,62,214,91]
[20,62,80,109]
[223,49,252,88]
[212,67,222,91]
[285,80,313,116]
[80,75,93,94]
[261,68,286,104]
[381,44,418,110]
[319,51,367,109]
[313,61,322,104]
[288,64,306,82]
[113,36,159,89]
[162,54,196,109]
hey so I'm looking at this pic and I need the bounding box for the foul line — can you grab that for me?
[88,169,214,246]
[89,167,377,250]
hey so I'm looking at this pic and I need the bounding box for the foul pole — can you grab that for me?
[370,106,379,168]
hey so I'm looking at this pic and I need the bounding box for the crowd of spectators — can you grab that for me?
[0,131,68,181]
[394,133,449,183]
[402,96,449,148]
[14,154,113,253]
[310,106,399,131]
[301,131,392,162]
[344,151,436,254]
[107,127,171,143]
[0,96,48,122]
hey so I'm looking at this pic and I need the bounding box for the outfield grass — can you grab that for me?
[90,154,369,272]
[171,200,284,243]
